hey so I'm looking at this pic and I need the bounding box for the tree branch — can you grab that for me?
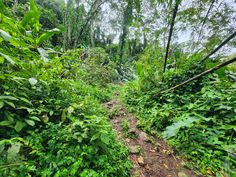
[156,57,236,95]
[200,31,236,63]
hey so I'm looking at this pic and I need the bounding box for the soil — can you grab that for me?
[103,93,200,177]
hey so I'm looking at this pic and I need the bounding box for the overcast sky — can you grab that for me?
[62,0,236,55]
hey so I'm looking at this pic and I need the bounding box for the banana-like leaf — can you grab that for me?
[36,28,61,46]
[21,0,40,28]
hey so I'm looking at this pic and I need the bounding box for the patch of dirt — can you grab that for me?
[104,95,200,177]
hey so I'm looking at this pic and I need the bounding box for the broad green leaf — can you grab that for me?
[0,29,11,41]
[220,125,236,131]
[91,133,100,141]
[0,95,18,101]
[15,121,26,132]
[49,111,54,116]
[4,101,15,108]
[17,107,34,113]
[100,133,110,145]
[30,116,41,122]
[36,28,60,46]
[163,116,201,139]
[28,77,38,85]
[18,97,33,105]
[25,119,35,126]
[21,0,40,28]
[0,52,15,65]
[0,120,12,126]
[9,38,27,48]
[7,142,22,162]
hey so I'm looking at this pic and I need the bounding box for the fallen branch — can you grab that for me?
[156,57,236,95]
[200,31,236,63]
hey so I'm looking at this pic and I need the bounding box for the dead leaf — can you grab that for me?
[137,156,145,165]
[164,163,169,169]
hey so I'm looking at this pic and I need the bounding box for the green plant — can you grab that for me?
[0,2,131,176]
[122,119,130,133]
[122,47,236,175]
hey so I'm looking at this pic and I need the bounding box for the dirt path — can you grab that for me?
[104,94,199,177]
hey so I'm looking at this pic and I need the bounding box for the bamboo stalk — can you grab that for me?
[163,0,181,74]
[200,31,236,63]
[157,57,236,95]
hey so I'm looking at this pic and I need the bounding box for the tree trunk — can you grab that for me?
[163,0,181,74]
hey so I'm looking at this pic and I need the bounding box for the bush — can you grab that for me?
[0,2,131,176]
[122,45,236,175]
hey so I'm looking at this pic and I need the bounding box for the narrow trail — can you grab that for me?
[104,93,198,177]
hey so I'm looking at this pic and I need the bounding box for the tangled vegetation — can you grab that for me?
[0,1,131,176]
[122,45,236,176]
[1,0,236,176]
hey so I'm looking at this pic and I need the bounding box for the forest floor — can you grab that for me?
[103,92,199,177]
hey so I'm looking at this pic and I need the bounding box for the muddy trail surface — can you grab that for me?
[104,93,199,177]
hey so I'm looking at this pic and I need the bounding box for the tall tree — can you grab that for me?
[163,0,181,74]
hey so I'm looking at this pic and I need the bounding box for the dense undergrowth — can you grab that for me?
[122,45,236,176]
[1,1,236,177]
[0,2,131,176]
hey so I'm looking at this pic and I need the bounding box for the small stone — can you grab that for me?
[128,127,136,133]
[154,146,160,152]
[139,132,148,141]
[144,164,151,170]
[178,172,188,177]
[125,138,131,143]
[129,145,140,154]
[137,156,144,165]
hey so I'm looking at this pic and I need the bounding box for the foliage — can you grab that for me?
[122,46,236,176]
[60,47,119,86]
[1,0,236,176]
[0,2,131,176]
